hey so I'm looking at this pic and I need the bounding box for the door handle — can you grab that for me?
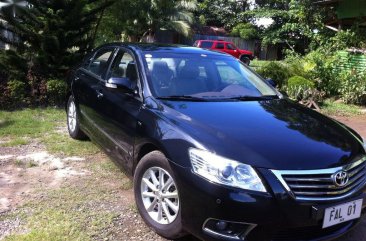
[96,89,104,99]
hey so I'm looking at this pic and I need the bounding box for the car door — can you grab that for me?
[213,41,226,54]
[225,43,240,58]
[96,48,143,173]
[72,46,116,145]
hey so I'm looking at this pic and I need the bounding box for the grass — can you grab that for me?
[0,108,99,156]
[0,108,134,241]
[5,184,118,241]
[4,156,129,241]
[0,108,64,137]
[320,99,364,117]
[0,138,29,147]
[42,132,99,156]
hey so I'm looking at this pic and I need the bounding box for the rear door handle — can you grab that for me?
[96,89,104,99]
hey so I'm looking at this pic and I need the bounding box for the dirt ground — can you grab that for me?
[1,114,366,241]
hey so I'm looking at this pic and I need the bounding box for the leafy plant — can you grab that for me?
[256,61,290,88]
[338,70,366,105]
[46,79,68,106]
[286,75,315,101]
[305,50,342,96]
[7,80,28,103]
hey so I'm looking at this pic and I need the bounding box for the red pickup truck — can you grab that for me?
[193,40,254,64]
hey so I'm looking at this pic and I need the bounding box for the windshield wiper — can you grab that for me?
[227,95,279,101]
[157,95,208,101]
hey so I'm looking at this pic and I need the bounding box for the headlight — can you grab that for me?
[189,148,267,192]
[363,138,366,152]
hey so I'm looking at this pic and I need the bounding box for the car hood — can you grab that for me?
[159,99,364,170]
[239,49,253,55]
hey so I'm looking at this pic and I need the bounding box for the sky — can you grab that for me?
[248,0,274,28]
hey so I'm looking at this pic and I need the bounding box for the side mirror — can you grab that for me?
[266,78,277,88]
[106,77,135,92]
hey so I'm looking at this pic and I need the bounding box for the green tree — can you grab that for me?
[231,22,258,39]
[196,0,250,29]
[0,0,113,79]
[97,0,196,44]
[247,0,334,53]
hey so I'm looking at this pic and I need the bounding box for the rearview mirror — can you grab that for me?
[266,79,277,88]
[106,77,134,92]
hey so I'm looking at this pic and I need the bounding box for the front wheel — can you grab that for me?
[133,151,186,239]
[240,56,251,65]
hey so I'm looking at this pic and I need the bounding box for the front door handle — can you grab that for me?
[96,89,104,99]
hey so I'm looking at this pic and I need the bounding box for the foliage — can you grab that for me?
[256,61,290,88]
[195,0,250,29]
[338,70,366,105]
[0,0,113,79]
[231,23,258,40]
[247,0,335,53]
[46,79,68,106]
[0,0,112,107]
[7,80,28,103]
[284,54,314,80]
[286,75,315,101]
[97,0,196,44]
[304,50,342,96]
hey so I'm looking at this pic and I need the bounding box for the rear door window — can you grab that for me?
[87,48,114,77]
[215,42,224,49]
[200,41,214,48]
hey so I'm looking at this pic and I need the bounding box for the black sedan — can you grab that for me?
[66,43,366,241]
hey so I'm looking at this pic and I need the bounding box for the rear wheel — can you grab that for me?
[134,151,186,239]
[67,96,86,140]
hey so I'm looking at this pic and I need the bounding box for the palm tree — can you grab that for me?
[142,0,196,42]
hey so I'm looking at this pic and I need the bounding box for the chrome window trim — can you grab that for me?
[271,156,366,201]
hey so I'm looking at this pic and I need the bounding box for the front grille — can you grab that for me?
[272,157,366,201]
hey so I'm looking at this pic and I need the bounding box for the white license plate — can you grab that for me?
[323,199,363,228]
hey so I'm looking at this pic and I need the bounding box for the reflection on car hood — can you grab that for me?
[160,99,364,170]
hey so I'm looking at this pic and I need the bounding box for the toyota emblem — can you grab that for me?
[333,171,349,187]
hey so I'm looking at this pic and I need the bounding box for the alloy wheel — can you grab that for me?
[68,100,77,133]
[140,167,180,225]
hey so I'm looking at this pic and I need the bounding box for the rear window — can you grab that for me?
[200,41,214,48]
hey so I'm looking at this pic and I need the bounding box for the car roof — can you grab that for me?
[197,40,232,43]
[97,42,228,56]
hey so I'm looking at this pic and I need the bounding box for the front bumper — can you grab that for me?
[169,162,366,241]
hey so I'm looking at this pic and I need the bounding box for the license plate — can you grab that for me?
[323,199,363,228]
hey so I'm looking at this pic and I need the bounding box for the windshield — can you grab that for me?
[143,52,277,100]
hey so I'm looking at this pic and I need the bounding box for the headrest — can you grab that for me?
[179,61,199,79]
[126,62,137,81]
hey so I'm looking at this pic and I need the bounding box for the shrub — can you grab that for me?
[256,61,290,89]
[46,79,68,106]
[338,70,366,105]
[306,50,342,96]
[286,76,315,101]
[285,54,315,80]
[7,80,28,103]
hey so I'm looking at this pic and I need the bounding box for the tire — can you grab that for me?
[66,96,87,140]
[240,56,251,65]
[133,151,186,240]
